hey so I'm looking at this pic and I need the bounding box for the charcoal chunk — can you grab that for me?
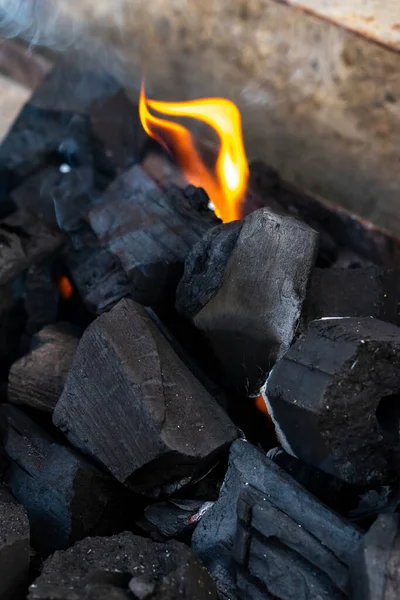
[192,440,361,599]
[351,514,400,600]
[265,317,400,485]
[0,485,30,600]
[0,405,126,553]
[24,263,60,334]
[28,532,217,600]
[53,299,237,496]
[177,208,318,393]
[8,323,80,413]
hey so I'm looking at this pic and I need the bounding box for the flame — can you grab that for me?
[139,82,248,222]
[255,395,269,416]
[57,274,73,300]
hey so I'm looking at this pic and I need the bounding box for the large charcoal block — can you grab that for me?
[28,532,217,600]
[351,514,400,600]
[265,317,400,486]
[0,486,30,600]
[0,405,125,553]
[53,299,237,495]
[176,208,318,393]
[192,440,361,599]
[88,166,219,308]
[8,323,80,413]
[301,267,400,331]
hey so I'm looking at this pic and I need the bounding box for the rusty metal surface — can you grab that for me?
[281,0,400,50]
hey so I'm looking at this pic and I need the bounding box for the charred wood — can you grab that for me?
[0,485,30,600]
[265,317,400,486]
[193,440,362,600]
[0,405,127,553]
[53,299,237,496]
[28,532,217,600]
[176,208,318,394]
[0,210,63,286]
[351,514,400,600]
[88,166,219,308]
[23,264,60,334]
[8,323,80,413]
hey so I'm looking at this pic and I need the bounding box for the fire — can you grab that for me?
[139,82,248,222]
[57,274,73,300]
[255,395,269,416]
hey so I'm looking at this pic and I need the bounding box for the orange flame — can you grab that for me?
[139,82,248,223]
[255,395,269,416]
[57,274,73,300]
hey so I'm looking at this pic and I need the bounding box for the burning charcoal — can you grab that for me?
[351,514,400,600]
[28,532,217,600]
[176,208,318,394]
[23,264,60,334]
[301,267,400,332]
[91,90,146,170]
[0,485,30,600]
[0,405,127,553]
[193,440,361,600]
[140,499,207,542]
[265,317,400,486]
[53,299,237,496]
[63,226,131,314]
[8,323,80,413]
[88,166,219,309]
[0,210,63,287]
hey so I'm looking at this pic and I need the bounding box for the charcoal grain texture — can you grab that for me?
[265,317,400,486]
[192,440,361,600]
[52,298,237,496]
[8,323,80,413]
[0,210,63,286]
[177,207,318,394]
[88,166,220,309]
[0,485,30,600]
[28,531,217,600]
[351,514,400,600]
[301,267,400,332]
[0,405,125,553]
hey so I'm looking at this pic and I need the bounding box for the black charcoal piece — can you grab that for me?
[192,440,362,599]
[88,166,219,308]
[8,323,80,413]
[0,485,30,600]
[0,281,25,368]
[140,499,207,542]
[91,90,146,170]
[265,317,400,486]
[0,405,125,553]
[28,532,217,600]
[351,514,400,600]
[24,264,60,334]
[0,210,64,286]
[301,267,400,332]
[176,208,318,394]
[52,299,237,495]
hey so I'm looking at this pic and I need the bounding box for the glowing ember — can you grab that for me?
[255,395,269,416]
[139,82,248,223]
[57,275,73,300]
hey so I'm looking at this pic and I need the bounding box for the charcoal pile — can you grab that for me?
[1,60,400,600]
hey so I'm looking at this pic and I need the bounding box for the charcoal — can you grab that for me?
[53,299,237,496]
[0,210,64,286]
[62,226,130,314]
[140,499,207,542]
[265,317,400,486]
[0,485,30,600]
[0,281,25,369]
[301,267,400,332]
[176,208,318,394]
[0,405,127,553]
[24,264,60,334]
[8,323,80,413]
[91,90,146,170]
[28,532,217,600]
[351,514,400,600]
[88,166,219,308]
[192,440,362,599]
